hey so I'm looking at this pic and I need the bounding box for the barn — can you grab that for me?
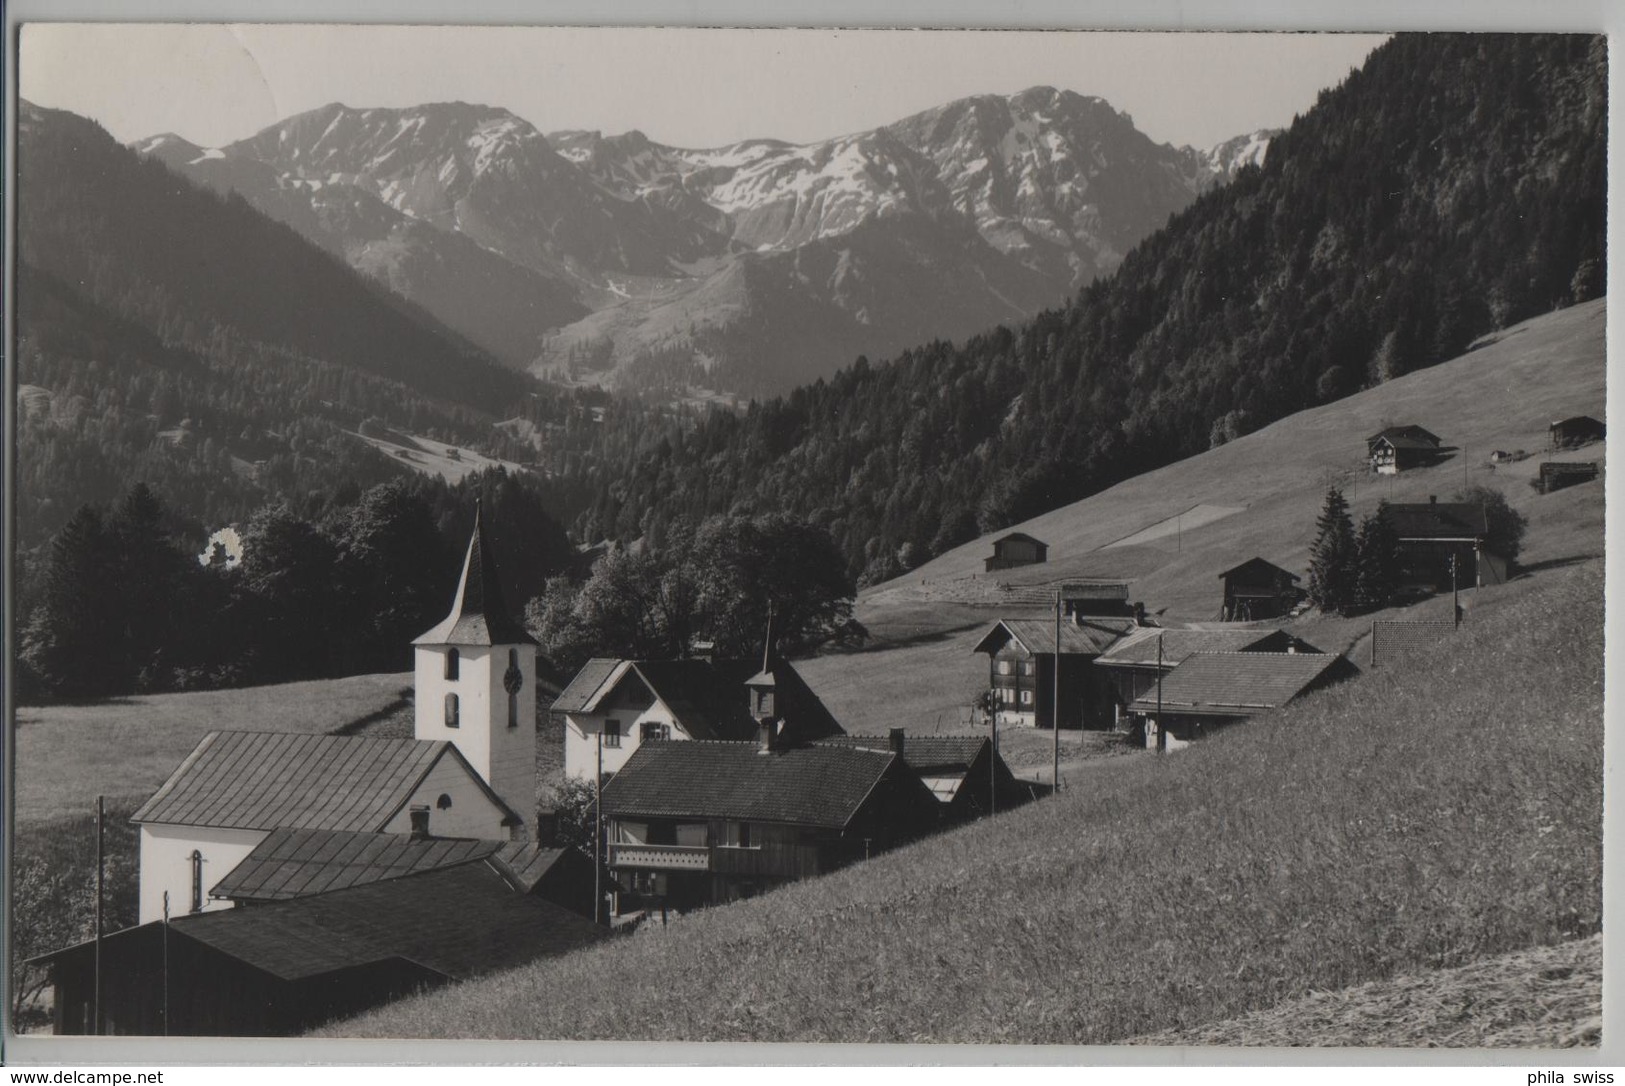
[1550,415,1605,448]
[1127,650,1358,749]
[1215,557,1303,620]
[1379,499,1508,590]
[984,532,1049,572]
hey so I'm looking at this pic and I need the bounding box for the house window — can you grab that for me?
[641,722,670,742]
[189,849,204,913]
[997,660,1013,676]
[1019,661,1034,676]
[445,648,459,681]
[721,821,754,848]
[1020,690,1033,705]
[604,719,621,748]
[445,692,460,728]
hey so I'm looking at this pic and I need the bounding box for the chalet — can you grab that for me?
[1367,425,1443,474]
[1061,579,1138,620]
[1379,499,1508,591]
[1093,627,1321,726]
[972,616,1139,729]
[600,733,941,913]
[1127,650,1357,749]
[554,650,843,781]
[1550,415,1605,449]
[818,730,1026,819]
[985,531,1048,572]
[1216,557,1302,621]
[35,858,605,1036]
[130,504,537,924]
[1537,460,1601,494]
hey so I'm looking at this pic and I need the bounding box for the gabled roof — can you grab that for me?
[550,657,622,715]
[179,863,602,982]
[131,732,521,832]
[818,735,990,773]
[1095,627,1279,670]
[972,617,1138,657]
[992,531,1047,548]
[488,841,579,894]
[209,827,503,903]
[1217,557,1301,583]
[1128,651,1350,716]
[1379,502,1489,540]
[601,741,899,829]
[414,503,536,647]
[1551,414,1604,429]
[1365,425,1441,448]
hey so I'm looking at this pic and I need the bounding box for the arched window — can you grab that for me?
[189,849,204,913]
[445,648,460,681]
[505,649,522,728]
[445,692,460,728]
[437,793,453,810]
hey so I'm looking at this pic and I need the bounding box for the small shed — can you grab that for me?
[985,532,1049,572]
[1216,558,1302,621]
[1366,426,1443,474]
[1061,579,1137,619]
[1538,461,1601,494]
[1550,416,1605,449]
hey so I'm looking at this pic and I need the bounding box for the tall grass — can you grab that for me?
[326,559,1602,1044]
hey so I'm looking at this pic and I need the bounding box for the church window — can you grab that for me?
[189,849,204,913]
[445,648,460,681]
[445,693,460,728]
[509,692,520,729]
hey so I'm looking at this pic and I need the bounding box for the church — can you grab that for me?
[131,503,540,924]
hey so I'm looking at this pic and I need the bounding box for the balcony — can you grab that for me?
[609,843,710,871]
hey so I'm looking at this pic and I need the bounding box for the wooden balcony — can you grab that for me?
[609,843,710,871]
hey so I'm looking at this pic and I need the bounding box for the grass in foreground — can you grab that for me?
[324,559,1602,1044]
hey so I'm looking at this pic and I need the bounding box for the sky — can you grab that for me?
[18,25,1386,151]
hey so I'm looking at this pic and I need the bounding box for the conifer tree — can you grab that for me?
[1354,502,1401,612]
[1307,486,1357,615]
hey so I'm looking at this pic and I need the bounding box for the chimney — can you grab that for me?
[409,805,431,840]
[757,718,779,755]
[888,727,906,757]
[1429,495,1438,504]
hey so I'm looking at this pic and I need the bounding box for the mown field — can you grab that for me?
[324,556,1602,1044]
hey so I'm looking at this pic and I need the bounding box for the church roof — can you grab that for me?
[131,731,521,832]
[414,503,536,647]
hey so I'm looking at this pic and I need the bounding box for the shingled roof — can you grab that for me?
[819,735,989,772]
[414,502,536,647]
[550,657,621,715]
[972,617,1138,657]
[176,863,603,982]
[1379,502,1489,540]
[1128,651,1350,717]
[1096,627,1277,670]
[131,732,520,832]
[601,741,898,829]
[209,827,504,903]
[1366,425,1442,449]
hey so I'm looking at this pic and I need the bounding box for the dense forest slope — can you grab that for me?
[576,34,1605,583]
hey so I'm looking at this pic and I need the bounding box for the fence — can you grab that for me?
[1369,619,1457,668]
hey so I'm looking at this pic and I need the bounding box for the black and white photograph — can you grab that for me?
[4,13,1610,1060]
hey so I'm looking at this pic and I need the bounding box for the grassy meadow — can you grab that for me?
[324,556,1602,1044]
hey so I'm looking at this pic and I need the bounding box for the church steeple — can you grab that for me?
[414,500,536,647]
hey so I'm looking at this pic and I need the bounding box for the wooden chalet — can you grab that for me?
[1061,579,1138,620]
[34,860,605,1036]
[599,733,941,913]
[1366,425,1443,474]
[818,730,1027,819]
[1538,460,1601,494]
[1550,415,1605,449]
[1127,650,1358,749]
[1215,557,1302,620]
[985,531,1048,572]
[972,616,1139,730]
[1093,627,1321,727]
[1379,499,1507,591]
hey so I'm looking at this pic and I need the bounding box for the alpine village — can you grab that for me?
[9,33,1606,1047]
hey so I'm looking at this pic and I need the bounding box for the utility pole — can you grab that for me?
[990,685,999,817]
[1155,633,1165,753]
[1451,553,1460,628]
[94,795,104,1036]
[594,732,603,925]
[1053,589,1061,795]
[162,891,170,1037]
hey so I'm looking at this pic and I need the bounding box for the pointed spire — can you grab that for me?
[413,499,536,646]
[760,601,775,673]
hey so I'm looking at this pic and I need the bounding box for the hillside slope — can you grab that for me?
[323,554,1601,1043]
[795,298,1604,736]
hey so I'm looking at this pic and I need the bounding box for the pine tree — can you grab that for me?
[1307,486,1357,615]
[1354,503,1401,612]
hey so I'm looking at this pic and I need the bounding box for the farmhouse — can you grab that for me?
[600,731,941,914]
[1093,627,1321,725]
[1366,425,1443,474]
[1550,414,1605,448]
[972,615,1139,729]
[817,731,1026,819]
[1216,557,1302,621]
[1379,499,1508,591]
[1127,650,1357,749]
[36,857,605,1036]
[985,531,1048,572]
[554,649,844,781]
[130,504,538,924]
